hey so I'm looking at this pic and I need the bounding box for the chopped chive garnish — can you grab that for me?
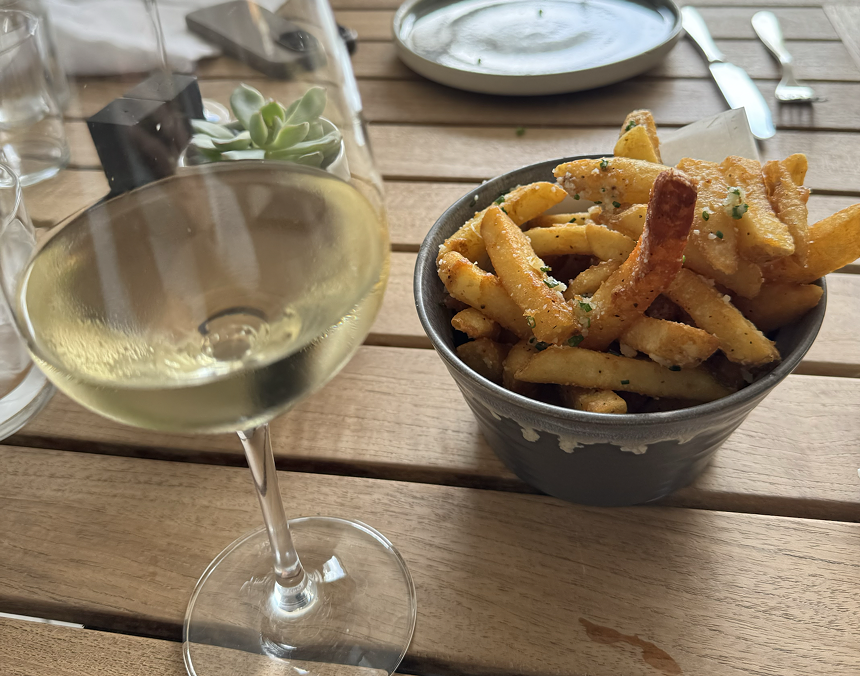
[612,201,621,208]
[702,210,710,221]
[544,279,560,288]
[568,217,579,223]
[515,126,526,137]
[586,317,591,328]
[599,159,609,170]
[624,120,637,132]
[526,315,536,329]
[731,204,748,219]
[681,255,686,264]
[669,365,681,371]
[574,193,580,200]
[716,230,724,239]
[540,265,551,272]
[578,301,592,312]
[620,379,630,385]
[534,341,548,351]
[493,195,505,205]
[593,201,602,205]
[567,335,584,347]
[500,206,508,214]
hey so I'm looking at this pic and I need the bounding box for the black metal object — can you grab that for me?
[86,73,203,195]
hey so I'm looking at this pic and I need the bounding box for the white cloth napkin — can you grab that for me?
[44,0,282,76]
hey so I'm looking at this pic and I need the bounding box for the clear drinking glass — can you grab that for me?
[0,161,53,435]
[0,9,69,185]
[2,1,417,674]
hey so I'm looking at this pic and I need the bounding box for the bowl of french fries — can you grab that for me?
[415,110,859,506]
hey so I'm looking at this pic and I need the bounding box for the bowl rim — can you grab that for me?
[414,154,827,429]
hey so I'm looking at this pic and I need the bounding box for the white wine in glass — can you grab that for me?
[5,2,417,674]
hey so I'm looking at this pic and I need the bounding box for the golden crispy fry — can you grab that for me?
[720,156,795,264]
[580,169,697,351]
[620,316,720,368]
[683,244,763,299]
[666,269,779,366]
[676,158,741,275]
[564,260,622,297]
[559,386,627,414]
[502,340,540,396]
[782,153,808,186]
[763,204,860,284]
[527,212,591,228]
[437,251,531,338]
[437,181,567,264]
[516,346,733,401]
[554,157,669,206]
[526,223,635,260]
[482,206,578,344]
[598,200,763,298]
[451,308,500,340]
[614,124,659,163]
[733,282,823,332]
[597,204,647,240]
[763,158,810,266]
[620,110,661,162]
[456,338,510,385]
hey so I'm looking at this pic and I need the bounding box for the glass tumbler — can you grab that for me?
[0,9,69,185]
[0,161,53,435]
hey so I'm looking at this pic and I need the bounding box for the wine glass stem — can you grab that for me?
[238,424,307,589]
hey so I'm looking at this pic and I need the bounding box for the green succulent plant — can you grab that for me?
[188,84,342,169]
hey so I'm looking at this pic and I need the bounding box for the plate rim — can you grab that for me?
[392,0,684,96]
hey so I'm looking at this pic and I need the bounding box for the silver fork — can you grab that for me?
[751,11,825,103]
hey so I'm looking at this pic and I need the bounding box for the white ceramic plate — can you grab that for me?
[393,0,682,96]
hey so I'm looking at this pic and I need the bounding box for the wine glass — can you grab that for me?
[0,1,417,674]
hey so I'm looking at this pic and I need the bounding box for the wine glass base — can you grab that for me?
[183,517,417,676]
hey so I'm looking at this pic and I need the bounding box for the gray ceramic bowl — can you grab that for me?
[414,156,827,506]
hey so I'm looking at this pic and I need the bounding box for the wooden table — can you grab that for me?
[5,2,860,675]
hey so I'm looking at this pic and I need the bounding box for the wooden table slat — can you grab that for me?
[12,345,860,521]
[1,446,859,676]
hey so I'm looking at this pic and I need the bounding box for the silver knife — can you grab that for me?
[681,6,775,140]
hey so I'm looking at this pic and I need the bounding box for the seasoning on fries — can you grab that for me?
[437,109,858,413]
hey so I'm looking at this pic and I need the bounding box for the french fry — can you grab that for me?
[502,340,540,396]
[619,316,720,368]
[527,212,591,228]
[763,204,860,284]
[565,260,622,297]
[763,158,809,266]
[559,386,627,414]
[782,153,808,186]
[526,223,635,260]
[482,206,579,343]
[720,156,795,264]
[620,109,661,162]
[580,169,697,351]
[597,196,763,298]
[451,308,500,340]
[516,346,734,401]
[437,251,531,338]
[456,338,510,385]
[597,204,647,240]
[732,282,823,332]
[554,157,668,205]
[676,158,741,275]
[666,268,779,366]
[614,124,659,163]
[437,181,567,264]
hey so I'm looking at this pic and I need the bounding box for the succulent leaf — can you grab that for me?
[190,120,234,140]
[213,131,253,151]
[222,149,266,161]
[230,84,266,129]
[247,111,269,148]
[260,100,286,127]
[269,122,310,150]
[285,87,327,124]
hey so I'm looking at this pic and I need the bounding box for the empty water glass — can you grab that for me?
[0,9,69,185]
[0,161,53,436]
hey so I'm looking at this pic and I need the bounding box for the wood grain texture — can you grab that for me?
[12,346,860,521]
[825,4,860,72]
[1,446,859,676]
[798,273,860,377]
[63,77,860,132]
[3,619,184,676]
[331,7,840,41]
[1,618,385,676]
